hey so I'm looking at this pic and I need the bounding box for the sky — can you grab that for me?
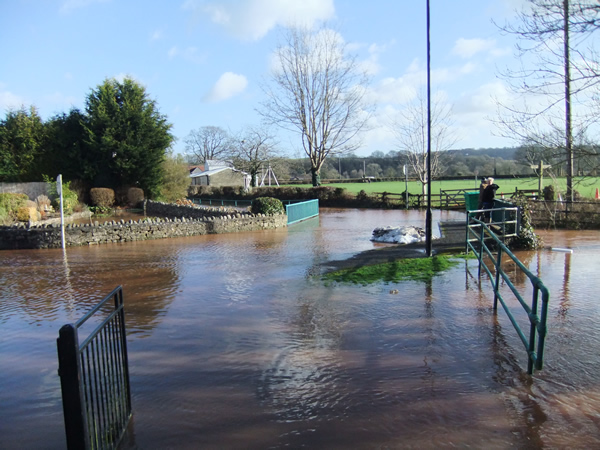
[1,0,535,158]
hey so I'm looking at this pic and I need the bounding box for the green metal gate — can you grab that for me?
[57,286,132,449]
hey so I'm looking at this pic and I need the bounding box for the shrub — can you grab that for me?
[198,186,214,197]
[0,193,29,217]
[333,187,348,199]
[127,187,144,206]
[251,197,285,215]
[222,186,244,198]
[543,185,555,201]
[46,177,80,215]
[16,201,40,222]
[114,186,130,206]
[90,188,115,208]
[0,206,9,225]
[356,190,369,201]
[509,195,543,249]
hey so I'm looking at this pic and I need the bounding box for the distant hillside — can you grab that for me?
[448,147,518,159]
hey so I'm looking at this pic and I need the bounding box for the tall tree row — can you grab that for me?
[495,0,600,201]
[0,77,174,199]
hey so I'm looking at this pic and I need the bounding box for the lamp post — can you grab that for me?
[425,0,432,257]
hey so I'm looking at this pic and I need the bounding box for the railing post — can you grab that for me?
[116,289,132,414]
[527,286,539,374]
[57,324,90,450]
[494,247,503,310]
[477,223,485,278]
[464,214,470,254]
[536,288,550,371]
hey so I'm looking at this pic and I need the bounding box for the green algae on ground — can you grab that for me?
[323,254,469,285]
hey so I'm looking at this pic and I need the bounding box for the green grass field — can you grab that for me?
[286,177,600,199]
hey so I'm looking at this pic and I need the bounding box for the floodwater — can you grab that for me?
[1,208,599,449]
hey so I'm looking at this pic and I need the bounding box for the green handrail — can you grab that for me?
[466,216,550,374]
[286,199,319,225]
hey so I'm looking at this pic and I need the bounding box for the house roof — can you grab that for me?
[205,160,232,170]
[189,165,204,173]
[190,166,250,178]
[190,167,229,178]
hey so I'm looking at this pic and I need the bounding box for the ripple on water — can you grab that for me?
[2,210,600,448]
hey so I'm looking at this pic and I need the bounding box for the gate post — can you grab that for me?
[57,324,90,450]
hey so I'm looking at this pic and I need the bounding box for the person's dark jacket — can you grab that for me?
[481,184,499,203]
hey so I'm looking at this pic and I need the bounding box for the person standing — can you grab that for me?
[481,177,499,222]
[476,177,487,220]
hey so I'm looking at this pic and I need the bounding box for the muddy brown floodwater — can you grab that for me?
[1,208,599,449]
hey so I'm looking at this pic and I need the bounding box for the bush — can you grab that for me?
[509,195,543,249]
[333,187,348,199]
[0,206,9,225]
[222,186,243,198]
[127,187,144,206]
[16,201,40,222]
[251,197,285,215]
[46,177,80,215]
[90,188,115,208]
[356,190,369,201]
[543,185,555,201]
[0,193,29,219]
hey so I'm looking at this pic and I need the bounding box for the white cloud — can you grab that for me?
[0,90,26,111]
[203,72,248,102]
[168,46,206,64]
[185,0,335,41]
[368,57,478,106]
[150,29,164,42]
[43,92,80,110]
[60,0,110,14]
[359,40,396,76]
[452,38,497,59]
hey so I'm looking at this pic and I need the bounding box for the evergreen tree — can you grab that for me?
[42,108,87,180]
[83,77,174,198]
[0,106,45,181]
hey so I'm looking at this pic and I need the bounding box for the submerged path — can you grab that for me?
[322,220,467,271]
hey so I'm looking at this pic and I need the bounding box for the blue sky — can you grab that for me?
[1,0,530,157]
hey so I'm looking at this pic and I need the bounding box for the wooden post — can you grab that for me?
[530,160,552,194]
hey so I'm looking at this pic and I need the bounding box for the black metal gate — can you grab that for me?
[57,286,132,450]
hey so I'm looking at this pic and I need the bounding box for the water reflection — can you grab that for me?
[2,210,600,448]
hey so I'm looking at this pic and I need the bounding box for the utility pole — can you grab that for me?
[563,0,574,203]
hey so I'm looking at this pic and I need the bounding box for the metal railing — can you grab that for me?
[466,205,520,247]
[57,286,132,450]
[466,217,550,374]
[191,198,253,208]
[286,199,319,225]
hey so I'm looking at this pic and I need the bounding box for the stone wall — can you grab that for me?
[0,182,49,200]
[0,201,287,250]
[144,200,248,219]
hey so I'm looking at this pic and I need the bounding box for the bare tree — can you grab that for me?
[389,90,457,195]
[260,25,371,186]
[493,0,600,201]
[184,126,232,164]
[232,126,278,187]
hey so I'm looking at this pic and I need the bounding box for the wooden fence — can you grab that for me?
[528,200,600,229]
